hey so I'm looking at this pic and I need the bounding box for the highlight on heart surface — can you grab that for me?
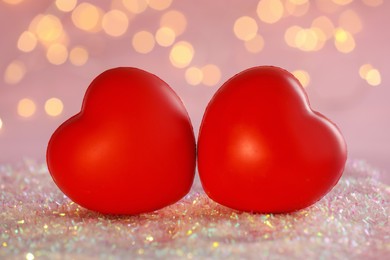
[197,66,347,213]
[46,67,196,215]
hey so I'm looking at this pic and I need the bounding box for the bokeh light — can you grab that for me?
[155,27,176,47]
[35,15,64,43]
[292,70,310,88]
[334,28,355,53]
[45,98,64,117]
[234,16,258,41]
[244,34,265,53]
[362,0,383,7]
[2,0,23,4]
[285,0,310,17]
[288,0,308,4]
[0,0,388,181]
[25,253,35,260]
[72,3,102,32]
[284,26,302,47]
[169,41,194,68]
[300,27,326,51]
[122,0,148,14]
[334,28,347,42]
[332,0,353,6]
[311,28,327,50]
[185,67,203,86]
[28,14,41,29]
[294,29,319,52]
[316,0,342,13]
[311,16,335,40]
[55,0,77,12]
[4,60,26,85]
[286,26,326,52]
[359,64,382,86]
[359,64,373,79]
[257,0,284,24]
[17,98,36,118]
[366,69,381,86]
[148,0,172,11]
[0,117,3,131]
[339,10,362,34]
[69,46,89,66]
[132,31,155,54]
[17,31,38,53]
[201,64,221,86]
[102,9,129,37]
[28,14,67,47]
[46,43,68,65]
[160,10,187,36]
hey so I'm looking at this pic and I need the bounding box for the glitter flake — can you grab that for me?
[0,159,389,258]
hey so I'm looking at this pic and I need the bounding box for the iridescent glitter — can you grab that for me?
[1,159,389,258]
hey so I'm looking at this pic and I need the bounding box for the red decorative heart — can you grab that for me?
[47,67,196,215]
[198,66,347,213]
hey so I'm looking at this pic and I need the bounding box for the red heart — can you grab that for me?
[198,66,347,213]
[47,67,196,215]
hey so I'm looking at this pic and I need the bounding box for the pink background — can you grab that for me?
[0,0,388,181]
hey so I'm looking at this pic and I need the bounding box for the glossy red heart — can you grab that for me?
[198,66,347,213]
[47,67,196,215]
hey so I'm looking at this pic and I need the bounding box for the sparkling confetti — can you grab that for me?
[0,159,388,259]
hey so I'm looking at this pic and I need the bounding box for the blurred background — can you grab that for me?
[0,0,388,181]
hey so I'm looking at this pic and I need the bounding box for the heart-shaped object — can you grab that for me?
[47,67,196,215]
[198,66,347,213]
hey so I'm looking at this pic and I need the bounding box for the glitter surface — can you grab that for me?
[1,159,389,259]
